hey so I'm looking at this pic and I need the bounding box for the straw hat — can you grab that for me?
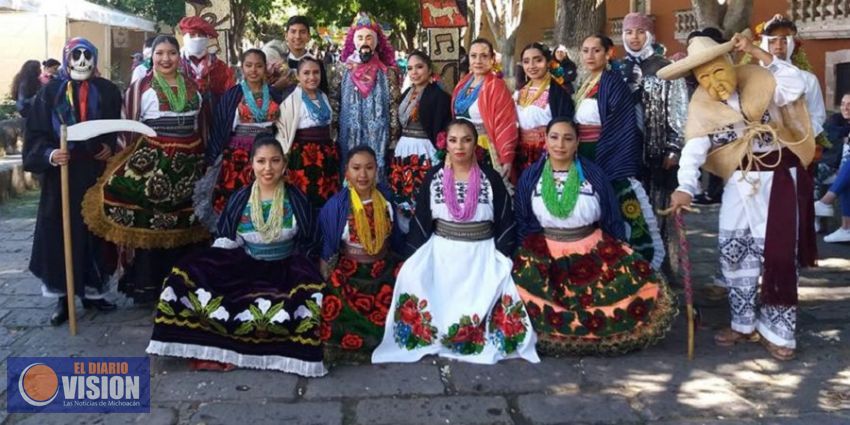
[657,29,751,80]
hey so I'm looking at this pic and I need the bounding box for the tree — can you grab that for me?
[228,0,275,63]
[554,0,606,50]
[280,0,421,52]
[91,0,184,28]
[691,0,752,39]
[480,0,523,79]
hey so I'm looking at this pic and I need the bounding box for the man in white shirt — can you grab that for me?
[660,30,817,362]
[759,14,826,139]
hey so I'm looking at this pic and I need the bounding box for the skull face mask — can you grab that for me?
[69,47,95,81]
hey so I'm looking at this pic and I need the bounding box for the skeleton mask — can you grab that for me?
[69,47,95,81]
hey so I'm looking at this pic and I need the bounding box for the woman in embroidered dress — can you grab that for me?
[512,117,676,355]
[147,134,325,376]
[83,35,209,303]
[372,120,539,364]
[277,57,340,210]
[573,34,665,270]
[319,145,403,361]
[194,49,283,231]
[514,43,575,174]
[389,51,451,232]
[451,38,519,183]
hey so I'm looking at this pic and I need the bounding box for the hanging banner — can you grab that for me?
[420,0,468,28]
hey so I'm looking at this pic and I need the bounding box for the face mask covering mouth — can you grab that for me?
[183,35,209,58]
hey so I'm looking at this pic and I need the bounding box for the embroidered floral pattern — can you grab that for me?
[389,153,432,215]
[213,144,254,214]
[511,231,676,354]
[612,179,655,264]
[393,293,438,350]
[441,314,486,355]
[488,294,529,354]
[287,138,341,209]
[324,257,398,354]
[100,136,206,236]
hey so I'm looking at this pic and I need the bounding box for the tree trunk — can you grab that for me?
[481,0,523,81]
[692,0,752,39]
[229,0,246,64]
[555,0,606,50]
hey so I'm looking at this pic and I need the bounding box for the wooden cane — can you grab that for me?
[658,206,698,360]
[60,125,78,336]
[673,212,694,360]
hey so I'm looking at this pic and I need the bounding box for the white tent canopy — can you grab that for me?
[0,0,156,32]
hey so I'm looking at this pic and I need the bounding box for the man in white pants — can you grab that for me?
[660,30,817,361]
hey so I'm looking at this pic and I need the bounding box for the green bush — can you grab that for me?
[0,99,18,121]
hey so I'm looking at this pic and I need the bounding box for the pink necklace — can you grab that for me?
[442,162,481,222]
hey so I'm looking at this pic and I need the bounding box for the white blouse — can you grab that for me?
[297,94,333,129]
[139,88,201,121]
[574,98,600,126]
[514,88,552,130]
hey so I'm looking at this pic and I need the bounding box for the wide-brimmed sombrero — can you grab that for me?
[657,29,751,80]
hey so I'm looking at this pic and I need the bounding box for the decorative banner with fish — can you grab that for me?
[420,0,468,28]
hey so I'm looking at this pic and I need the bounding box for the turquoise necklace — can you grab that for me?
[301,89,331,124]
[240,80,271,122]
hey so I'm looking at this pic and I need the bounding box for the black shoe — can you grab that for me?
[50,298,69,326]
[82,298,117,312]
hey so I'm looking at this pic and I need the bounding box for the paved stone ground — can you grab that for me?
[1,190,848,425]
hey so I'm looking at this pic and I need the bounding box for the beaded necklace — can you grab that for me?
[518,74,551,108]
[240,80,271,122]
[301,89,331,124]
[443,162,482,222]
[152,72,188,112]
[573,71,602,106]
[249,181,286,243]
[541,158,582,218]
[453,76,484,116]
[350,186,391,255]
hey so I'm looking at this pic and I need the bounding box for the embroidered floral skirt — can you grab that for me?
[287,126,341,210]
[193,133,256,231]
[372,236,540,364]
[613,178,665,270]
[146,246,327,377]
[515,127,547,175]
[82,134,209,249]
[321,256,398,362]
[389,136,435,218]
[511,230,676,356]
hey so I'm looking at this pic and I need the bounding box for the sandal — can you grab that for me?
[189,359,236,372]
[759,337,795,361]
[714,328,760,347]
